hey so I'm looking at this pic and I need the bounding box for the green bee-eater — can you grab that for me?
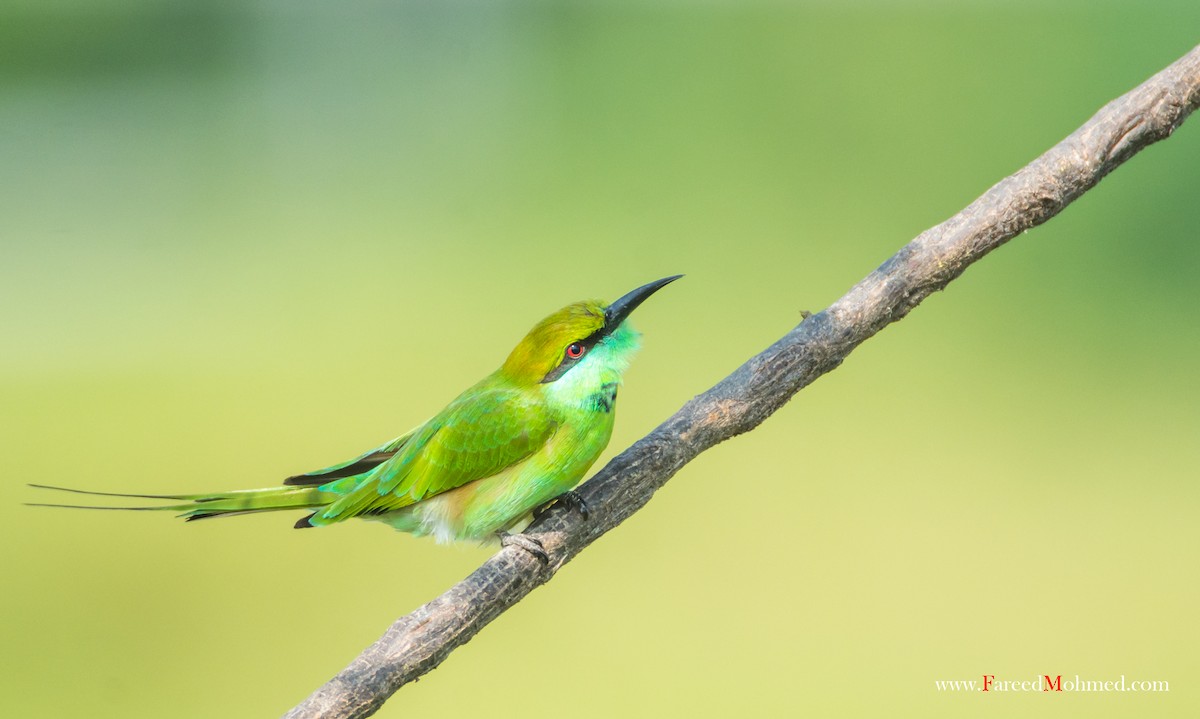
[31,276,680,557]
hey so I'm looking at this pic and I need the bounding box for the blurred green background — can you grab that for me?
[3,1,1198,717]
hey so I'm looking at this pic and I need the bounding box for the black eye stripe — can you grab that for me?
[539,332,605,384]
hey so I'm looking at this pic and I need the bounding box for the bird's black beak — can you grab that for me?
[604,275,683,332]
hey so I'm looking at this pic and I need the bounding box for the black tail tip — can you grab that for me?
[185,512,221,522]
[294,513,317,529]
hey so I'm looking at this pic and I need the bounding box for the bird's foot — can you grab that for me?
[498,532,549,565]
[533,489,590,521]
[557,490,591,520]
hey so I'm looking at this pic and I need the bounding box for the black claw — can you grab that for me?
[558,490,590,520]
[499,532,550,564]
[533,490,591,521]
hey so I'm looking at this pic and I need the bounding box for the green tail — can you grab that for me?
[26,483,336,523]
[26,430,414,528]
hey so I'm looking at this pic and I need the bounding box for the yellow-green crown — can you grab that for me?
[501,301,606,385]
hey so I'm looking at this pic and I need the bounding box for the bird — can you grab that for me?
[29,275,681,560]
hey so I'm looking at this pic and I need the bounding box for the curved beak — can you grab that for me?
[604,275,683,332]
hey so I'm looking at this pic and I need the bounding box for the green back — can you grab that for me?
[309,377,558,525]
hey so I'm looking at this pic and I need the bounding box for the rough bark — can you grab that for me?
[284,44,1200,719]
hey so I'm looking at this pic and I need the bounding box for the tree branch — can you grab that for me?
[284,44,1200,719]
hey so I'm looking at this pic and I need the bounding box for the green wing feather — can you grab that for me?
[309,384,558,525]
[283,428,420,486]
[31,381,557,529]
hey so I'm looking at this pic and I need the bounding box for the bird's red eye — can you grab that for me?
[566,343,585,359]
